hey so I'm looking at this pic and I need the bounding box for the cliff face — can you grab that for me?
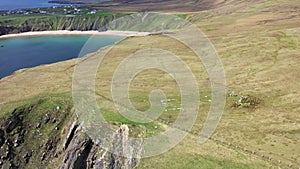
[0,99,141,169]
[0,15,117,35]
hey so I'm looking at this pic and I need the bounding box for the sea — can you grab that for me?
[0,1,123,79]
[0,0,61,10]
[0,35,124,79]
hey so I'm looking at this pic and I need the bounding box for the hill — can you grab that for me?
[0,0,299,168]
[52,0,225,12]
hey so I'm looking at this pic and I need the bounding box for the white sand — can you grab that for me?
[0,30,150,39]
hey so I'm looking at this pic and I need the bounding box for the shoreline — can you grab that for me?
[0,30,150,39]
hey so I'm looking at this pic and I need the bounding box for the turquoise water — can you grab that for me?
[0,35,124,78]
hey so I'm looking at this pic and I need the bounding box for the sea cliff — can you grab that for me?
[0,15,119,36]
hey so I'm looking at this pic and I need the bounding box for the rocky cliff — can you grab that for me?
[0,15,118,36]
[0,99,141,169]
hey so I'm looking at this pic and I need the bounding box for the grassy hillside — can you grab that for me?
[50,0,225,12]
[0,0,299,168]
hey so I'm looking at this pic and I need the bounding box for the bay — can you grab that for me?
[0,35,124,79]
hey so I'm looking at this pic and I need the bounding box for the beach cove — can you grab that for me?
[0,30,149,79]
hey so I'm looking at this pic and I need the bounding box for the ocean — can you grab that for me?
[0,35,124,79]
[0,0,61,10]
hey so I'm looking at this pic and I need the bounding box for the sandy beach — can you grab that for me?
[0,30,150,39]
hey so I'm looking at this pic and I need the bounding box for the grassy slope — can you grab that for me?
[0,0,300,168]
[190,0,300,167]
[54,0,225,12]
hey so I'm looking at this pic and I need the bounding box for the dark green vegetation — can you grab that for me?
[0,96,73,168]
[0,11,128,35]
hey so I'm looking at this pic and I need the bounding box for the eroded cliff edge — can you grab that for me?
[0,99,142,169]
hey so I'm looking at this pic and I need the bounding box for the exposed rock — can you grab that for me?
[61,124,142,169]
[41,152,46,161]
[0,100,142,169]
[60,127,93,169]
[228,91,237,97]
[232,95,261,108]
[62,119,79,151]
[23,152,31,164]
[36,123,41,128]
[0,129,4,147]
[52,118,57,124]
[44,114,50,124]
[93,125,142,169]
[4,117,21,133]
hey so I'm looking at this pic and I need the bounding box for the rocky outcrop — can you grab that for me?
[92,125,142,169]
[60,127,93,169]
[0,99,142,169]
[61,124,142,169]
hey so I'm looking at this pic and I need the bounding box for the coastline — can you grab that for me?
[0,30,150,39]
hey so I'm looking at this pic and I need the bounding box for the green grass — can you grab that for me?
[101,108,165,138]
[137,153,265,169]
[0,92,72,118]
